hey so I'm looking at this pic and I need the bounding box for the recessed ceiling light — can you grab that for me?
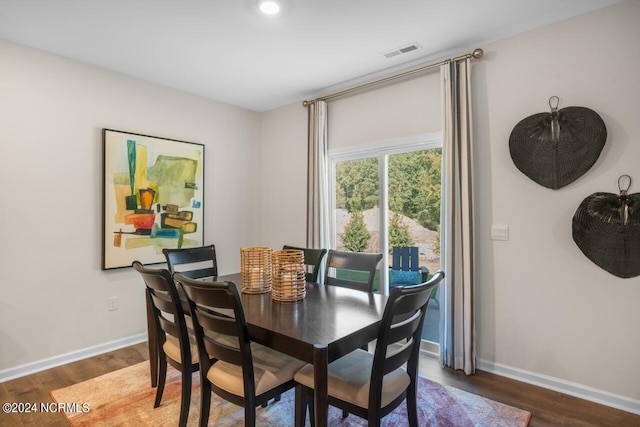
[258,0,281,15]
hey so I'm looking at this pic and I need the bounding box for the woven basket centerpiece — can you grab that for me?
[240,247,272,294]
[271,249,306,302]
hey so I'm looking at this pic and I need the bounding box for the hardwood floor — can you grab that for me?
[0,344,148,427]
[0,342,637,426]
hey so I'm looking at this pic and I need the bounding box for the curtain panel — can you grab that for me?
[440,58,476,375]
[306,100,331,259]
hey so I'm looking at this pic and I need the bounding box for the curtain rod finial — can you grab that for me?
[302,100,309,108]
[472,48,484,59]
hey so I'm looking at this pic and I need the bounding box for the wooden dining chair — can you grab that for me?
[163,244,218,279]
[132,261,203,427]
[294,270,445,427]
[158,244,217,379]
[324,249,383,293]
[174,273,307,427]
[283,245,327,283]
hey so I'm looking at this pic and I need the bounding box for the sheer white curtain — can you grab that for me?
[440,58,476,375]
[306,100,331,260]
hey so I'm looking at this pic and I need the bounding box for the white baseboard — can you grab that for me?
[419,340,440,357]
[477,359,640,416]
[3,336,638,417]
[0,333,147,383]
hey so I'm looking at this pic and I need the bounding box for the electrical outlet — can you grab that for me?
[108,296,118,311]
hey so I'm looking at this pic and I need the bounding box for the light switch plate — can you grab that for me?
[491,224,509,241]
[108,296,119,311]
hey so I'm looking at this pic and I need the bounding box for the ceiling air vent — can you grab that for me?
[382,43,421,59]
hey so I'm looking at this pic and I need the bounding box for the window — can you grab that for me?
[329,133,442,343]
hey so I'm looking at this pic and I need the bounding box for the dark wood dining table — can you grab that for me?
[146,272,388,427]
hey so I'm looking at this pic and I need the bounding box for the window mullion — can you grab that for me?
[379,153,389,295]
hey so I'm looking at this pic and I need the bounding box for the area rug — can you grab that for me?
[50,362,531,426]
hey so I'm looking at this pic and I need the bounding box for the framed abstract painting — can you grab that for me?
[102,129,205,270]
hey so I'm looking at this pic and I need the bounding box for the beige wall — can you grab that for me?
[258,102,308,249]
[0,39,261,373]
[260,0,640,411]
[473,0,640,403]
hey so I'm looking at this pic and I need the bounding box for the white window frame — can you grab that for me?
[328,132,442,295]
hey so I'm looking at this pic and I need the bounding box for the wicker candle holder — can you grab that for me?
[272,249,306,302]
[240,247,272,294]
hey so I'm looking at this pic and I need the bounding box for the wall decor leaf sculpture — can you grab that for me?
[509,96,607,189]
[572,175,640,278]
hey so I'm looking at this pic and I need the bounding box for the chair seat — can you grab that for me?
[164,328,242,365]
[208,343,306,397]
[294,349,410,409]
[163,336,200,364]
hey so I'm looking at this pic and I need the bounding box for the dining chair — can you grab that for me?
[162,244,218,279]
[324,249,383,293]
[282,245,328,283]
[294,270,445,427]
[174,273,307,427]
[132,261,203,427]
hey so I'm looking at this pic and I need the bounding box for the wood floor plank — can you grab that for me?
[418,353,639,427]
[0,343,638,426]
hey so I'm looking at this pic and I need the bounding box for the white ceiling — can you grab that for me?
[0,0,625,112]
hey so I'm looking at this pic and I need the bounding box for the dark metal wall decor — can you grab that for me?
[509,96,607,189]
[572,175,640,278]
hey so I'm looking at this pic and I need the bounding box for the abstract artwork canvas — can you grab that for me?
[102,129,204,269]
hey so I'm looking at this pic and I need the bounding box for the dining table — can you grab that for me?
[146,272,388,427]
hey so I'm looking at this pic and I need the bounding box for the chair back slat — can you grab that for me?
[159,317,181,339]
[175,267,217,280]
[163,245,218,279]
[283,245,327,282]
[150,292,178,315]
[324,250,383,293]
[387,309,423,344]
[383,337,416,374]
[186,289,243,365]
[203,334,243,365]
[197,310,240,337]
[392,248,402,271]
[324,276,371,292]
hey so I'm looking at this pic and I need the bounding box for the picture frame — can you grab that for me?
[102,129,205,270]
